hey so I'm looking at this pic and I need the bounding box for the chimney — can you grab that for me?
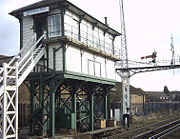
[104,17,108,26]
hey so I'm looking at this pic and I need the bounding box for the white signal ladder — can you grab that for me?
[0,34,46,139]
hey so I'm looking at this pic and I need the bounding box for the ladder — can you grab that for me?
[0,34,46,139]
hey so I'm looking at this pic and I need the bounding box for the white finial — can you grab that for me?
[170,34,175,65]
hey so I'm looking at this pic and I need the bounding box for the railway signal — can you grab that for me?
[141,51,157,63]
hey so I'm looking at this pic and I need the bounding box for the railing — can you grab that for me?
[0,34,45,93]
[126,58,180,69]
[17,34,44,66]
[0,33,46,139]
[114,47,121,58]
[8,34,36,67]
[0,68,3,83]
[64,23,120,57]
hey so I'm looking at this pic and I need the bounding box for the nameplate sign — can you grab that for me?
[24,6,49,16]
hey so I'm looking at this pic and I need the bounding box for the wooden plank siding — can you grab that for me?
[106,59,116,80]
[22,16,34,56]
[20,7,117,80]
[66,44,116,80]
[48,43,63,71]
[66,45,81,73]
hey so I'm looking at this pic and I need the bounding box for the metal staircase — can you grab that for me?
[0,34,46,139]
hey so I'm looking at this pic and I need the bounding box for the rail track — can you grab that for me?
[100,114,180,139]
[132,119,180,139]
[19,113,180,139]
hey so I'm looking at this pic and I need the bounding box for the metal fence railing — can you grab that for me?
[64,23,120,58]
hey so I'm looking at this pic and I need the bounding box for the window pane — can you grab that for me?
[93,28,99,48]
[88,60,94,76]
[95,62,101,77]
[48,14,61,38]
[99,30,104,51]
[105,33,113,54]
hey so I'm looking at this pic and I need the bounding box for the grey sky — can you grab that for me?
[0,0,20,56]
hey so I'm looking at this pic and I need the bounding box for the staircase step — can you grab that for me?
[6,86,16,91]
[7,75,16,79]
[6,111,16,114]
[0,77,3,82]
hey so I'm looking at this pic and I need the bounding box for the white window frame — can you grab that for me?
[88,59,101,77]
[48,14,61,38]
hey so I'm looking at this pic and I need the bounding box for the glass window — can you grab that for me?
[105,33,113,54]
[95,62,101,77]
[87,23,93,46]
[88,60,101,77]
[93,28,99,48]
[64,14,73,37]
[99,30,104,51]
[80,21,87,44]
[72,19,79,40]
[88,60,94,76]
[64,11,79,40]
[48,14,61,38]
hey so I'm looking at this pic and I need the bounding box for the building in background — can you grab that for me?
[110,82,146,117]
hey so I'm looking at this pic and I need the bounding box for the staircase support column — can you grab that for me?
[50,79,55,137]
[104,85,111,120]
[15,62,19,139]
[72,87,77,131]
[2,63,7,139]
[29,81,35,134]
[49,79,63,137]
[90,90,94,131]
[104,86,108,120]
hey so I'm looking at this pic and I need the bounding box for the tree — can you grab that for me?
[163,85,170,94]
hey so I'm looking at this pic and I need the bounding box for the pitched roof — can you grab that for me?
[115,82,146,95]
[171,91,180,95]
[9,0,121,37]
[146,91,167,97]
[0,55,13,67]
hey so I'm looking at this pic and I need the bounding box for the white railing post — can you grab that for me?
[33,33,37,44]
[2,63,7,139]
[15,62,18,139]
[44,30,47,39]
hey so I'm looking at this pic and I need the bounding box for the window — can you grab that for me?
[64,14,72,36]
[99,30,104,51]
[105,33,113,54]
[95,62,101,76]
[87,23,93,46]
[48,14,61,38]
[88,60,94,76]
[81,21,88,44]
[88,60,101,77]
[64,11,79,40]
[72,19,79,40]
[93,28,99,48]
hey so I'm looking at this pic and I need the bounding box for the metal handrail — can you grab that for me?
[64,23,120,56]
[0,34,44,86]
[8,34,36,67]
[17,34,44,65]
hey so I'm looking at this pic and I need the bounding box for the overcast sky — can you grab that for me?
[1,0,180,91]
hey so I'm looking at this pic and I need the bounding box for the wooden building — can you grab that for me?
[110,82,146,116]
[10,0,120,77]
[2,0,121,137]
[131,92,145,115]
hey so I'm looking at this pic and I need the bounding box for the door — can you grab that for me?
[34,15,47,40]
